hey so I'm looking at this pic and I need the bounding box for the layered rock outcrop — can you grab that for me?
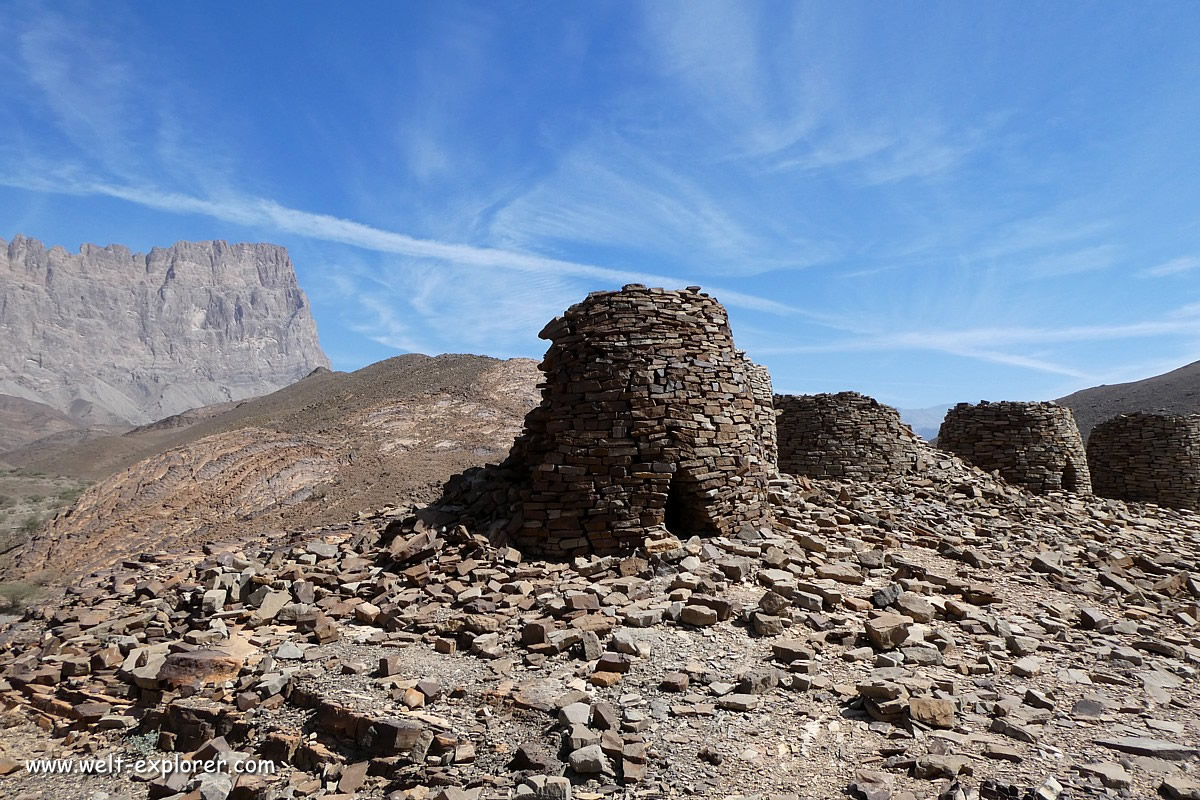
[1087,412,1200,510]
[0,235,329,426]
[937,401,1091,494]
[775,392,925,480]
[14,428,342,579]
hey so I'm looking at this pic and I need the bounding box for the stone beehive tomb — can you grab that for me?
[937,401,1091,494]
[1086,413,1200,510]
[774,391,925,480]
[498,285,774,557]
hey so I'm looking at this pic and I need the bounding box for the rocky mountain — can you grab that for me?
[0,235,330,431]
[1057,359,1200,438]
[8,354,541,580]
[898,403,952,441]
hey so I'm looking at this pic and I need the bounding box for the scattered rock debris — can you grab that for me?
[0,445,1198,799]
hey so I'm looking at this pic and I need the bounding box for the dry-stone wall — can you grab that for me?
[1087,413,1200,510]
[937,401,1091,494]
[775,392,925,480]
[739,350,778,474]
[440,285,774,558]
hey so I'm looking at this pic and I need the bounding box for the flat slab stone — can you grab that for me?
[1161,775,1200,800]
[1095,737,1199,761]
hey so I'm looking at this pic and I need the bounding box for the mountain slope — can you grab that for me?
[0,235,330,430]
[8,354,541,580]
[1057,359,1200,437]
[0,394,125,454]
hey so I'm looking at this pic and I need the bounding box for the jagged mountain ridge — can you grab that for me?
[1057,359,1200,437]
[0,235,330,428]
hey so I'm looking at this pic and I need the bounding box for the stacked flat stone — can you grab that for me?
[738,350,778,474]
[937,401,1091,494]
[774,392,924,480]
[473,285,774,557]
[1087,413,1200,510]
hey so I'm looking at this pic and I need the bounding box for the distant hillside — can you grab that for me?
[1057,360,1200,437]
[0,394,126,454]
[898,404,952,440]
[8,354,541,580]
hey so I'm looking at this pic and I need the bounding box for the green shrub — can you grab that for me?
[19,515,42,535]
[55,487,83,504]
[0,582,41,612]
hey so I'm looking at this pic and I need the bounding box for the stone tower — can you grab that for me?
[1086,413,1200,510]
[775,391,925,480]
[937,401,1091,494]
[500,285,773,556]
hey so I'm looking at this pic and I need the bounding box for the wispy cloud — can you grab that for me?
[762,315,1200,353]
[352,295,425,353]
[764,335,1088,378]
[0,170,852,327]
[640,1,824,160]
[764,118,996,185]
[487,134,839,278]
[16,9,135,175]
[972,217,1113,262]
[1141,255,1200,278]
[757,310,1200,378]
[1021,244,1119,278]
[5,1,1199,407]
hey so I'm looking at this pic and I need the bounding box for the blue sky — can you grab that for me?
[2,1,1199,409]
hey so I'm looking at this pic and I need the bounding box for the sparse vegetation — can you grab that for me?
[0,581,42,612]
[54,486,83,504]
[0,471,90,570]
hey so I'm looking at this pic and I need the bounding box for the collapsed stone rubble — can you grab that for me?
[1,445,1199,800]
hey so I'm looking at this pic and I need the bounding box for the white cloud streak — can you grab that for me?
[1141,256,1200,278]
[0,171,848,324]
[487,134,839,278]
[757,312,1200,378]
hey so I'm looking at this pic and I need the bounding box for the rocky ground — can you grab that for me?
[0,450,1198,800]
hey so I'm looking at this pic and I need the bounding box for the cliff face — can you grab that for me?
[0,235,330,426]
